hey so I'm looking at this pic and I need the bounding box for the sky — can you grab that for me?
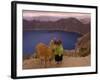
[23,10,91,22]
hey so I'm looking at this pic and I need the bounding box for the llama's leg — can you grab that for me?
[40,58,45,64]
[49,57,52,65]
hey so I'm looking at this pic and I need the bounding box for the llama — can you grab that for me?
[35,43,54,67]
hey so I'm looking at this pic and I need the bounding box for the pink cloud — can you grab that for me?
[23,10,91,22]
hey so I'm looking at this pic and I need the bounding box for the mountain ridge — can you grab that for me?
[23,17,90,34]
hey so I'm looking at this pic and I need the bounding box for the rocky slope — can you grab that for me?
[75,32,91,57]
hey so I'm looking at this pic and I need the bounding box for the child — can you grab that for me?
[54,40,64,64]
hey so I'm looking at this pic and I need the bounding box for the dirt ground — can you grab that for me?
[23,55,91,69]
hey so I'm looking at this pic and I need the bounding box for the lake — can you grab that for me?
[23,30,81,55]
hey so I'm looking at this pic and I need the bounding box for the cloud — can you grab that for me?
[23,10,91,21]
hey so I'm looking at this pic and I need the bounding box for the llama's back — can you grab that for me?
[36,43,48,58]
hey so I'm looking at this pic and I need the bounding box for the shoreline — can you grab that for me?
[23,29,84,35]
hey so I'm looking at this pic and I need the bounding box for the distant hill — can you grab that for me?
[23,17,90,34]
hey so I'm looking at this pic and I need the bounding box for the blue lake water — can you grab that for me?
[23,30,81,55]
